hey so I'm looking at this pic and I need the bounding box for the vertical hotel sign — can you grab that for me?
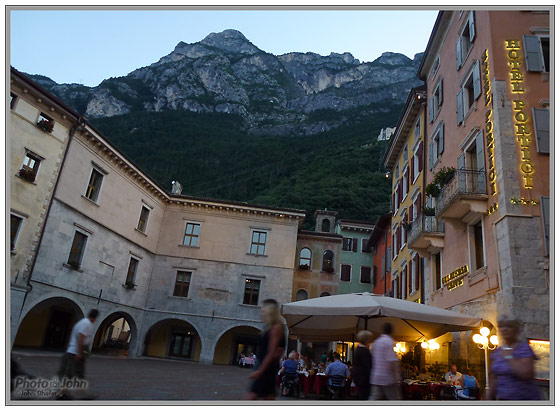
[482,50,498,198]
[505,40,535,189]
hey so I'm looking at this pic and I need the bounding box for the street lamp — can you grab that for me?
[393,342,407,357]
[472,327,498,392]
[421,339,440,364]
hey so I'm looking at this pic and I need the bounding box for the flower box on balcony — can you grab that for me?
[18,168,36,183]
[37,118,54,133]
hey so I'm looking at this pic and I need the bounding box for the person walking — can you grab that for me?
[246,299,286,400]
[369,323,402,400]
[353,330,374,400]
[57,309,99,381]
[487,314,541,400]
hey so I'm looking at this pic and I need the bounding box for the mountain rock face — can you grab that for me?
[27,29,422,136]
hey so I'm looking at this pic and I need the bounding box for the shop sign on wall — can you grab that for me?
[442,265,468,291]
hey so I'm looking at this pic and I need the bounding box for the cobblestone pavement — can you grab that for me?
[11,350,283,401]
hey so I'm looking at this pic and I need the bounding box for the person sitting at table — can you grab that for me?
[239,353,246,367]
[279,351,300,395]
[418,367,431,380]
[402,364,414,380]
[445,364,463,384]
[325,352,349,396]
[457,367,480,399]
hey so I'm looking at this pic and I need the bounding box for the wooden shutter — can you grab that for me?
[438,123,445,155]
[404,221,408,243]
[409,260,413,293]
[341,265,351,282]
[352,238,358,252]
[540,196,550,256]
[456,38,462,70]
[403,270,407,299]
[457,90,464,125]
[476,130,485,172]
[415,255,420,293]
[361,267,371,283]
[408,206,413,223]
[437,77,443,106]
[429,96,435,123]
[411,154,415,181]
[458,152,466,169]
[468,11,476,42]
[473,60,481,100]
[418,142,424,172]
[398,274,402,299]
[429,141,434,170]
[415,196,421,218]
[523,35,545,72]
[533,108,550,153]
[398,179,403,204]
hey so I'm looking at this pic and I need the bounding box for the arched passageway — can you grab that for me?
[92,312,136,357]
[143,319,202,361]
[213,326,261,365]
[14,297,84,351]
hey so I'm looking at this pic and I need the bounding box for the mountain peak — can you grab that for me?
[199,29,260,55]
[373,52,411,66]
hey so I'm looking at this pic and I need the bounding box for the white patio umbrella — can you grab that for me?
[281,293,482,342]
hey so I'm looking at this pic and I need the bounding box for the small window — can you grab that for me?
[434,252,442,290]
[10,214,24,251]
[85,168,104,202]
[173,271,191,297]
[10,93,17,109]
[183,222,200,247]
[37,112,54,133]
[137,206,150,233]
[299,248,311,269]
[320,292,331,297]
[126,257,139,285]
[243,279,260,305]
[341,264,351,282]
[321,218,331,233]
[68,231,88,268]
[403,144,409,162]
[342,237,353,251]
[296,289,308,301]
[540,37,550,72]
[456,11,476,69]
[430,55,440,79]
[250,230,267,255]
[472,221,485,270]
[360,266,371,283]
[361,239,370,253]
[414,118,421,140]
[322,250,335,272]
[19,152,41,183]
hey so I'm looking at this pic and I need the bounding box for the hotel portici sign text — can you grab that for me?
[482,49,498,216]
[442,265,469,291]
[505,39,535,190]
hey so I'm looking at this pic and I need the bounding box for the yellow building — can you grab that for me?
[383,85,427,303]
[9,67,81,337]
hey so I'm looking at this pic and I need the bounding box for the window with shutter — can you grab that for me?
[456,38,462,70]
[429,141,434,170]
[415,255,420,292]
[533,108,550,153]
[341,265,352,282]
[457,90,464,125]
[540,196,550,256]
[418,142,424,172]
[473,60,481,100]
[361,266,371,283]
[408,261,413,294]
[468,11,476,42]
[523,35,545,72]
[429,97,435,123]
[352,238,358,253]
[438,123,445,155]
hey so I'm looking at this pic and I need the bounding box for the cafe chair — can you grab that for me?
[457,387,480,400]
[328,375,346,400]
[281,373,300,397]
[440,385,458,400]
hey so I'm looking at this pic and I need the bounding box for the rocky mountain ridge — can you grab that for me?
[27,29,422,136]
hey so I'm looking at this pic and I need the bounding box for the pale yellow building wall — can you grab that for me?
[10,87,72,284]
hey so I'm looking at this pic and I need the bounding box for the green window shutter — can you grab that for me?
[429,141,434,170]
[468,11,476,42]
[523,35,545,72]
[540,196,550,256]
[429,96,435,123]
[476,130,485,172]
[457,152,465,170]
[456,38,462,70]
[438,78,443,106]
[473,60,481,100]
[457,90,464,125]
[533,108,550,154]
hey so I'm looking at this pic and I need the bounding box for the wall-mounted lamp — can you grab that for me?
[385,171,391,178]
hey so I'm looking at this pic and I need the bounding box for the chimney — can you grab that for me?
[171,180,182,195]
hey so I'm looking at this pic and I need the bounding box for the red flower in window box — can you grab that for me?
[37,118,54,133]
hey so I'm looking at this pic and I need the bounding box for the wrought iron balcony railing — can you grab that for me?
[409,213,444,245]
[435,169,487,215]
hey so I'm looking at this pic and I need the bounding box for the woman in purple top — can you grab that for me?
[488,314,541,400]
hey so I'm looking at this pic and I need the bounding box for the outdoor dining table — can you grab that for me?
[402,380,461,400]
[240,357,255,367]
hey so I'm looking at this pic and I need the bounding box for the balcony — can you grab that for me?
[408,214,445,257]
[435,169,488,226]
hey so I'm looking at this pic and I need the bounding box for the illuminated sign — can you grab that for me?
[510,197,539,206]
[442,265,468,290]
[482,50,498,197]
[486,203,499,216]
[505,40,535,189]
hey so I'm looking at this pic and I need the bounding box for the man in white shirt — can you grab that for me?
[369,323,402,400]
[445,364,463,384]
[57,309,99,380]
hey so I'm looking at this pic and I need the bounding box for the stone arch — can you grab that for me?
[14,296,85,350]
[142,317,203,361]
[212,324,262,365]
[92,310,138,357]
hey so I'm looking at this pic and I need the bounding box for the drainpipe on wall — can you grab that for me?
[19,116,86,318]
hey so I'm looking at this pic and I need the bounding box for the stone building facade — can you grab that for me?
[11,72,306,364]
[416,9,550,356]
[9,68,81,340]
